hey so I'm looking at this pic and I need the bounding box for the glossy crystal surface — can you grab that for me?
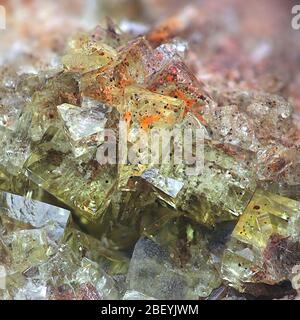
[0,17,300,300]
[221,189,300,292]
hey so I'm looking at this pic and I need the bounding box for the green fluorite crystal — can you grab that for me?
[0,191,120,300]
[1,21,300,300]
[0,191,70,276]
[138,117,256,227]
[221,189,300,291]
[0,191,70,240]
[62,33,117,73]
[57,99,116,157]
[127,218,222,299]
[25,133,118,222]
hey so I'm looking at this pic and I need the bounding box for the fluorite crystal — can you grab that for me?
[203,89,294,152]
[122,290,156,300]
[0,191,120,300]
[57,99,117,157]
[0,111,32,176]
[62,33,117,73]
[26,72,80,142]
[0,192,67,297]
[141,144,256,227]
[127,234,221,299]
[221,189,300,293]
[0,191,70,242]
[124,85,185,130]
[147,57,213,123]
[25,130,118,222]
[1,18,300,300]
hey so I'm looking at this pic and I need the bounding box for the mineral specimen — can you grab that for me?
[62,33,117,73]
[127,232,221,299]
[25,130,118,222]
[136,112,256,227]
[221,189,300,293]
[203,90,294,152]
[147,56,212,123]
[0,191,120,300]
[0,191,70,244]
[1,9,300,300]
[57,98,117,157]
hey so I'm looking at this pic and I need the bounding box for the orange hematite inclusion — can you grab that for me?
[140,115,161,130]
[76,34,212,129]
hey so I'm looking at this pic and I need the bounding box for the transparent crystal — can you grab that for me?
[221,189,300,291]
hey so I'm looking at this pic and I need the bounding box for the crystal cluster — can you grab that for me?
[1,21,300,300]
[0,191,119,300]
[221,189,300,292]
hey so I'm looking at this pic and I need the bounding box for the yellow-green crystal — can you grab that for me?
[221,189,300,291]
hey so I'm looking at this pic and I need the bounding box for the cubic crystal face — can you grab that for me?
[26,144,118,221]
[0,191,70,242]
[221,189,300,291]
[57,100,111,157]
[124,85,185,130]
[0,192,119,300]
[147,57,213,123]
[0,191,70,277]
[139,139,256,227]
[62,33,117,73]
[0,16,299,300]
[127,235,221,300]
